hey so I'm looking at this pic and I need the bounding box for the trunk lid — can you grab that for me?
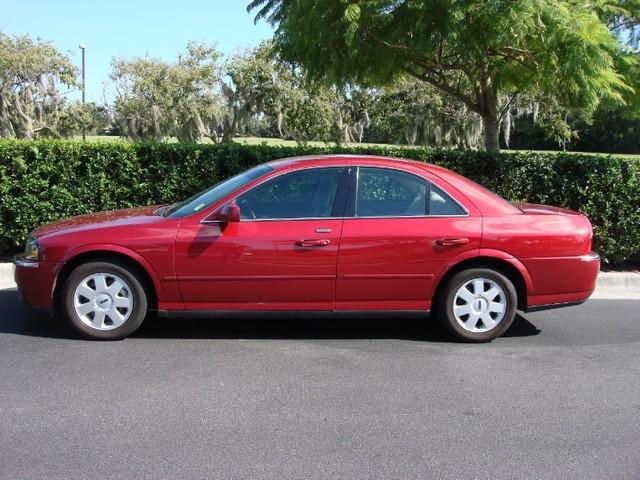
[511,202,581,216]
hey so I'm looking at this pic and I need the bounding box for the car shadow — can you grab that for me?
[0,288,540,342]
[0,288,72,339]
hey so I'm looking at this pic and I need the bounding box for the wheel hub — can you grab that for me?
[94,293,113,311]
[473,296,488,313]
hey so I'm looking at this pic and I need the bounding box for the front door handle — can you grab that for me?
[296,239,331,247]
[435,237,469,247]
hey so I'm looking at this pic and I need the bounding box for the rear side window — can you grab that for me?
[355,167,466,217]
[237,167,342,219]
[430,183,466,216]
[356,167,428,217]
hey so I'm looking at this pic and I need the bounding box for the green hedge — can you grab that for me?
[0,140,638,264]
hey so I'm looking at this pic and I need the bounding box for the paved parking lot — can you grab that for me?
[0,288,638,479]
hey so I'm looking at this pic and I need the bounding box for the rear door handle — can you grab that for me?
[435,237,469,247]
[296,239,331,247]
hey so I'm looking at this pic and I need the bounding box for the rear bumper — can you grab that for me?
[524,252,600,311]
[14,258,62,312]
[525,299,586,313]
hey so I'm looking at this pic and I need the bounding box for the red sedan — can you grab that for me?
[14,155,600,341]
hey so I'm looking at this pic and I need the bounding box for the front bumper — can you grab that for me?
[14,258,62,312]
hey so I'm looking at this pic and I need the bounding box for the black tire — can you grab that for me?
[435,268,517,342]
[61,261,148,340]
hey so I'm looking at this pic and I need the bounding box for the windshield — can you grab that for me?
[165,164,273,218]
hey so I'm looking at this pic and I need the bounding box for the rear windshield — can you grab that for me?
[438,169,520,214]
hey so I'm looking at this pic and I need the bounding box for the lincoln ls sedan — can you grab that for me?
[14,155,600,341]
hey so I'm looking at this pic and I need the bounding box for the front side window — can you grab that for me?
[166,164,273,218]
[236,168,342,220]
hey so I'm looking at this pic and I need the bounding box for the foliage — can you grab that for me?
[510,105,640,153]
[111,43,224,143]
[0,139,638,264]
[4,30,639,152]
[598,0,640,47]
[221,41,293,142]
[366,78,483,148]
[249,0,639,151]
[223,42,372,143]
[0,32,78,139]
[54,102,110,137]
[573,106,640,152]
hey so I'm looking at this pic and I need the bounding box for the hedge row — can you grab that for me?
[0,140,638,264]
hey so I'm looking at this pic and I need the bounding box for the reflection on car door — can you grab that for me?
[174,167,348,311]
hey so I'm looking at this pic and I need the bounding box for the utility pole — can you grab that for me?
[79,43,86,140]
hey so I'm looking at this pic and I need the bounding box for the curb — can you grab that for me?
[1,263,638,299]
[0,263,14,289]
[593,271,640,299]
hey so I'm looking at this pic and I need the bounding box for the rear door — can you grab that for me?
[336,166,481,311]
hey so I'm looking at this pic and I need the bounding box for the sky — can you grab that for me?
[0,0,274,102]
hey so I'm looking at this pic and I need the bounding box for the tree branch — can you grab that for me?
[487,47,539,72]
[499,92,519,120]
[403,66,481,114]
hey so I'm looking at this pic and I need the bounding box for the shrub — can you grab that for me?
[0,139,638,264]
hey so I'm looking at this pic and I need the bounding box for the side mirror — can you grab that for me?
[215,204,241,223]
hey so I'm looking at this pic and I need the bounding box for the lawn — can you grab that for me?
[235,137,640,159]
[75,135,640,159]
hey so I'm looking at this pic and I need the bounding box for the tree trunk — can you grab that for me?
[477,74,501,152]
[221,114,238,143]
[482,114,500,152]
[221,127,235,143]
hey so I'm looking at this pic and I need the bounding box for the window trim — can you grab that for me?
[203,164,470,224]
[232,166,349,222]
[348,166,469,219]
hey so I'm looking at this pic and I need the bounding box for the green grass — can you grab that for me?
[75,135,128,143]
[233,136,402,148]
[503,148,640,159]
[74,135,640,158]
[235,137,640,158]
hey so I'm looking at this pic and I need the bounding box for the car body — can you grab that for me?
[14,155,600,341]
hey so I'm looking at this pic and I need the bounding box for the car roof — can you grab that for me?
[266,154,520,215]
[266,154,428,170]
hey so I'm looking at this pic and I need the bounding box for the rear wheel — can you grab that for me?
[61,261,148,340]
[437,268,517,342]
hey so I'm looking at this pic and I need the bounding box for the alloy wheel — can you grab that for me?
[452,277,507,333]
[73,272,134,330]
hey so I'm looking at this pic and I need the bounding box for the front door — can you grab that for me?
[174,167,347,310]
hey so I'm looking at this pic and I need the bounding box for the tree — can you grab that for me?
[221,41,290,142]
[111,43,224,143]
[249,0,638,151]
[333,85,372,143]
[54,102,109,138]
[0,32,77,138]
[367,78,483,148]
[223,41,372,143]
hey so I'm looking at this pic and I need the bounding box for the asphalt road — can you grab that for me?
[0,288,638,480]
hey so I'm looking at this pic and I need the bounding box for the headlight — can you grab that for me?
[24,237,41,261]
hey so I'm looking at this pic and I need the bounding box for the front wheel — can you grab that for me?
[61,261,148,340]
[436,268,517,342]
